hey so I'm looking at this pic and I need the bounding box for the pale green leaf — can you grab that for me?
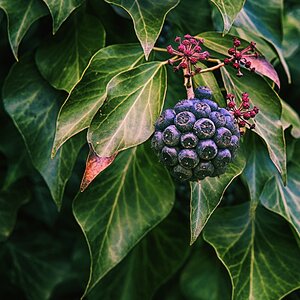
[42,0,84,33]
[260,163,300,238]
[0,0,48,59]
[220,66,286,182]
[3,55,84,209]
[36,12,105,92]
[105,0,179,59]
[52,44,144,155]
[204,203,300,300]
[210,0,246,34]
[88,210,190,299]
[73,144,175,294]
[180,242,232,300]
[190,151,246,244]
[281,100,300,139]
[88,62,167,157]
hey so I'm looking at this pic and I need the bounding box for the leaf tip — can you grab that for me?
[80,146,117,191]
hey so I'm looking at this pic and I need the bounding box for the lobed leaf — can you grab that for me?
[3,55,84,209]
[87,210,190,299]
[88,62,167,157]
[42,0,84,33]
[52,44,144,155]
[0,0,48,59]
[210,0,246,34]
[204,203,300,300]
[190,152,246,244]
[105,0,179,59]
[36,12,105,93]
[73,144,175,295]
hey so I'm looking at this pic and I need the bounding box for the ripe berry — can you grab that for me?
[151,131,164,153]
[194,161,214,179]
[193,118,216,139]
[171,165,193,181]
[197,139,218,160]
[175,111,196,132]
[178,149,199,169]
[180,132,198,148]
[155,109,176,130]
[194,86,213,100]
[174,99,194,113]
[212,149,232,169]
[161,146,178,166]
[214,127,232,148]
[162,125,181,146]
[209,111,226,128]
[192,101,211,118]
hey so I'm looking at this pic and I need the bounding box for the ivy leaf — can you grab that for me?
[180,242,232,300]
[3,55,84,209]
[204,203,300,300]
[87,209,190,299]
[0,185,30,242]
[281,100,300,139]
[42,0,84,33]
[210,0,246,34]
[190,151,246,244]
[193,61,225,107]
[73,144,175,295]
[36,12,105,92]
[241,133,277,201]
[88,62,167,157]
[221,66,286,182]
[0,0,48,59]
[52,44,144,155]
[260,163,300,238]
[233,0,291,82]
[105,0,179,59]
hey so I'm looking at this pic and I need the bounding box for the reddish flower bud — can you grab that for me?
[226,93,235,100]
[239,120,246,127]
[224,58,231,65]
[250,110,256,118]
[175,36,181,43]
[179,61,188,68]
[243,112,251,119]
[228,48,235,55]
[190,57,198,64]
[253,106,259,113]
[194,45,202,52]
[184,49,193,56]
[245,61,251,68]
[190,38,197,45]
[182,39,190,46]
[228,101,235,108]
[234,110,242,118]
[184,34,192,39]
[251,67,256,72]
[242,102,250,109]
[235,52,242,59]
[233,62,240,69]
[167,45,174,54]
[233,38,241,47]
[178,44,185,52]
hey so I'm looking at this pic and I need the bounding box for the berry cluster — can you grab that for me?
[151,87,240,182]
[166,34,210,75]
[226,92,259,134]
[224,37,259,77]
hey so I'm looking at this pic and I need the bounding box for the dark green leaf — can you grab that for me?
[190,151,246,244]
[221,66,286,182]
[88,210,190,299]
[241,133,277,201]
[281,100,300,139]
[210,0,246,34]
[36,12,105,92]
[180,242,232,300]
[260,163,300,238]
[233,0,291,82]
[204,203,300,300]
[88,62,167,157]
[105,0,179,59]
[3,55,84,208]
[52,44,144,154]
[73,144,175,295]
[42,0,84,33]
[0,0,48,59]
[0,186,30,241]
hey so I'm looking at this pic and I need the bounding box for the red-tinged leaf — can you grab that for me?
[246,56,280,88]
[80,146,117,192]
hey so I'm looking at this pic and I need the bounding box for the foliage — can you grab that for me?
[0,0,300,299]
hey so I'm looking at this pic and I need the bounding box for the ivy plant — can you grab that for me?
[0,0,300,299]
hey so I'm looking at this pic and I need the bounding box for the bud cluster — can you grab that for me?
[226,92,259,135]
[166,34,210,76]
[224,37,259,77]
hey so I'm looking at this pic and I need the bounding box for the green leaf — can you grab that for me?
[105,0,179,59]
[73,144,175,295]
[241,133,277,201]
[204,203,300,300]
[0,0,48,59]
[3,55,84,208]
[193,61,225,107]
[88,209,190,299]
[0,185,30,241]
[180,242,232,300]
[88,62,167,157]
[36,12,105,92]
[221,66,286,182]
[210,0,246,34]
[260,163,300,238]
[190,151,246,244]
[42,0,84,33]
[281,100,300,139]
[52,44,144,154]
[233,0,291,82]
